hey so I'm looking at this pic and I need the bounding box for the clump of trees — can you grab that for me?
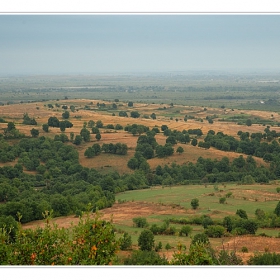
[23,113,37,125]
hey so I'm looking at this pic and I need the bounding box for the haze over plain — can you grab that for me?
[1,14,280,76]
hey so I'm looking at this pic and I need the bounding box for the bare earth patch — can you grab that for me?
[230,189,280,202]
[22,201,187,230]
[216,236,280,264]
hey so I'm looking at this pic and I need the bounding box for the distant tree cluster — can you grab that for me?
[22,113,37,125]
[124,124,149,136]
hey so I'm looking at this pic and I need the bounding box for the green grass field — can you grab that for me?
[116,183,280,219]
[112,183,280,252]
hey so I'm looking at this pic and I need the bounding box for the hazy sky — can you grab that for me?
[1,14,280,75]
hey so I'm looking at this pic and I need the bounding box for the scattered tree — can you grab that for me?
[191,198,199,210]
[138,229,155,251]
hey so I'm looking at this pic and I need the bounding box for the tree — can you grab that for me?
[73,135,82,145]
[127,157,139,170]
[23,113,37,125]
[191,198,199,209]
[59,121,66,132]
[92,143,101,155]
[128,101,133,107]
[91,127,100,134]
[133,217,148,228]
[80,128,91,142]
[191,233,210,245]
[48,117,60,127]
[246,119,252,126]
[161,125,168,132]
[150,113,156,120]
[62,111,70,119]
[179,225,192,236]
[119,232,132,251]
[88,120,95,128]
[236,209,248,219]
[138,229,155,251]
[30,128,39,138]
[255,208,266,220]
[95,133,101,141]
[115,124,123,130]
[223,216,234,232]
[191,138,198,146]
[70,132,74,142]
[84,147,95,158]
[42,123,49,132]
[130,111,140,118]
[205,225,225,238]
[119,111,128,117]
[70,105,75,112]
[7,122,15,131]
[96,120,103,128]
[166,136,177,145]
[176,146,184,155]
[274,201,280,217]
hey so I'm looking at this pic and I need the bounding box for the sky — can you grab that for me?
[1,14,280,76]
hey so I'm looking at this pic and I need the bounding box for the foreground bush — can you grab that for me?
[247,252,280,265]
[123,250,169,265]
[0,212,118,265]
[170,242,242,265]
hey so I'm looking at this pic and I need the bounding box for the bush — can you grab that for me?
[138,229,155,251]
[123,250,168,265]
[119,232,132,251]
[155,241,163,252]
[248,252,280,265]
[0,214,118,265]
[205,225,225,238]
[165,243,172,250]
[179,225,192,236]
[219,197,226,204]
[191,198,199,209]
[191,233,210,245]
[274,201,280,217]
[202,216,214,229]
[235,219,258,235]
[216,250,243,265]
[241,246,248,253]
[236,209,248,219]
[133,217,148,228]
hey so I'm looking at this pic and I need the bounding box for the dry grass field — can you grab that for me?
[0,98,276,172]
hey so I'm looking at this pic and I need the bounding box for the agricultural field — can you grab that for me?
[1,74,280,265]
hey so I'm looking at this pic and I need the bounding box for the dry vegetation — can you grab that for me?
[0,98,276,172]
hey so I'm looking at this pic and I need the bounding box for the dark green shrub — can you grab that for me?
[248,252,280,265]
[119,232,132,251]
[191,233,210,245]
[179,225,192,236]
[191,198,199,209]
[241,246,248,253]
[205,225,225,238]
[123,250,168,265]
[138,229,155,251]
[133,217,148,228]
[236,209,248,219]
